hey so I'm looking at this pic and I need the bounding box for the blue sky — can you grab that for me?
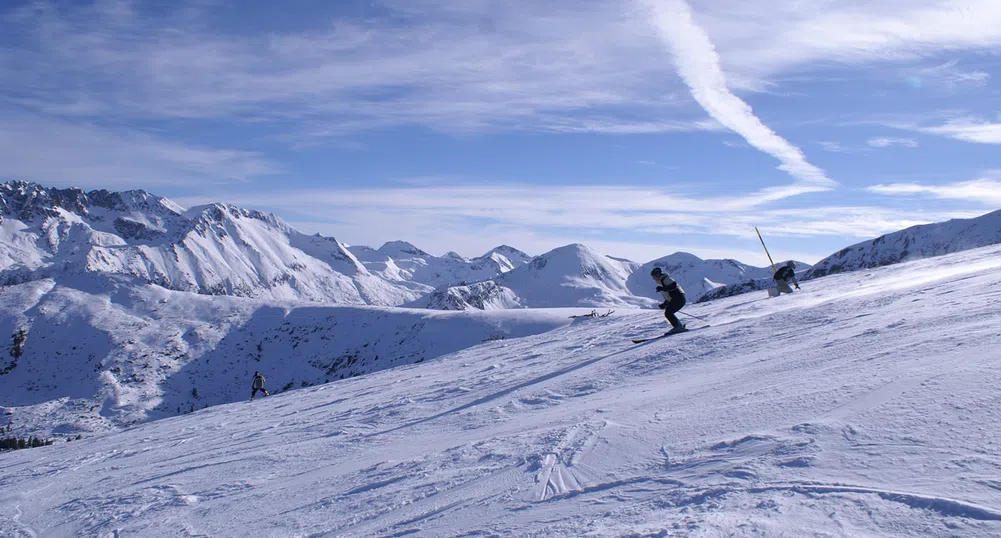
[3,0,1001,265]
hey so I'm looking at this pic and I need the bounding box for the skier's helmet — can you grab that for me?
[650,267,663,278]
[786,260,796,268]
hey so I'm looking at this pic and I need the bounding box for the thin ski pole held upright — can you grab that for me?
[755,226,777,273]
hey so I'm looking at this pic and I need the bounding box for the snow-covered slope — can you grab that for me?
[413,243,651,309]
[0,275,580,436]
[0,182,419,305]
[3,244,1001,537]
[808,208,1001,278]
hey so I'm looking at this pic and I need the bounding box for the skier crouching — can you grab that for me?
[651,267,687,334]
[251,371,269,400]
[773,260,801,294]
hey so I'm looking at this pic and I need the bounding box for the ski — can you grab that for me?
[631,325,710,344]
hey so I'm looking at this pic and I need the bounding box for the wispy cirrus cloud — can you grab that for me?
[921,119,1001,144]
[696,0,1001,85]
[643,0,835,204]
[1,0,704,137]
[172,182,979,263]
[904,60,990,90]
[867,137,919,148]
[868,177,1001,205]
[0,112,279,187]
[7,0,1000,141]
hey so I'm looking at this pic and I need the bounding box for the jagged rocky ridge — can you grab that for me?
[0,182,527,306]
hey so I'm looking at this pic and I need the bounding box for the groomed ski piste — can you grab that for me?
[3,244,1001,537]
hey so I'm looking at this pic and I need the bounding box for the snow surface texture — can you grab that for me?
[0,274,581,436]
[3,244,1001,537]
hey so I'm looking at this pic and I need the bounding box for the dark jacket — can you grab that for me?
[774,266,795,282]
[656,273,685,299]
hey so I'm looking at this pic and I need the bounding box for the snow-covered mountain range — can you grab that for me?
[411,246,790,310]
[4,243,1001,537]
[0,182,534,307]
[0,181,794,310]
[699,209,1001,302]
[411,244,648,309]
[4,181,1000,443]
[806,208,1001,278]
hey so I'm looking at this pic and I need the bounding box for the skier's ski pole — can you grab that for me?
[755,226,777,273]
[678,310,708,322]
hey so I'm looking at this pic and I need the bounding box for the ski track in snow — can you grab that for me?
[2,245,1001,536]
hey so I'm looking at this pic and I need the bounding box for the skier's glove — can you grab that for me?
[658,301,668,309]
[655,286,665,292]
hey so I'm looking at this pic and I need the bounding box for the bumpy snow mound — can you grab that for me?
[807,208,1001,278]
[0,182,419,305]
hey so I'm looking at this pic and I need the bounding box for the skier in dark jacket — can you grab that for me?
[651,267,687,334]
[773,261,800,294]
[251,372,269,400]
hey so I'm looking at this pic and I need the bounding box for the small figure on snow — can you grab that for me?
[251,371,269,400]
[773,261,801,294]
[651,267,687,334]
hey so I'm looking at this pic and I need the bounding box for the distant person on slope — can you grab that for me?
[251,371,269,400]
[651,267,687,334]
[773,261,801,294]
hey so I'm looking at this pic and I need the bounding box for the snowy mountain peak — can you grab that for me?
[472,245,533,274]
[0,181,181,225]
[378,240,429,257]
[807,209,1001,278]
[413,243,647,310]
[659,251,704,264]
[527,243,612,275]
[480,245,531,260]
[185,203,290,231]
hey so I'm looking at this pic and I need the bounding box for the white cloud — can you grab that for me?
[2,0,707,136]
[867,137,919,148]
[922,119,1001,144]
[868,177,1001,205]
[696,0,1001,85]
[0,113,278,188]
[905,60,990,90]
[172,182,979,264]
[643,0,834,203]
[818,141,853,153]
[8,0,1000,140]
